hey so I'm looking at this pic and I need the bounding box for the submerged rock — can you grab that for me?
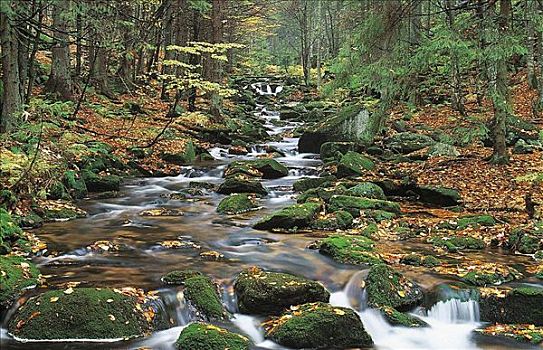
[217,194,259,214]
[319,235,381,265]
[430,235,484,252]
[479,286,543,325]
[336,151,375,178]
[264,302,373,349]
[161,270,203,285]
[366,264,423,311]
[234,267,330,315]
[8,287,164,340]
[0,256,40,308]
[253,202,321,232]
[176,323,250,350]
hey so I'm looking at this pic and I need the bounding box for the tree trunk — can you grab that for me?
[25,0,44,104]
[209,0,224,121]
[45,0,76,100]
[526,0,537,89]
[1,4,23,132]
[445,0,466,116]
[490,0,511,164]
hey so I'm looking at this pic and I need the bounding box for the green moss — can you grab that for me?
[381,306,428,327]
[293,176,335,192]
[297,185,346,204]
[162,270,203,285]
[366,264,423,311]
[337,151,375,178]
[266,302,373,349]
[462,267,521,286]
[400,254,422,266]
[0,256,40,307]
[250,159,288,179]
[217,194,258,214]
[234,267,329,315]
[183,275,225,320]
[82,170,121,192]
[480,286,543,325]
[8,288,156,340]
[63,170,87,199]
[160,141,196,165]
[176,322,249,350]
[0,189,18,209]
[311,210,354,230]
[217,175,268,196]
[253,202,321,232]
[0,208,23,253]
[456,215,496,229]
[43,208,85,221]
[328,195,400,217]
[14,211,43,229]
[363,209,397,222]
[387,132,435,153]
[320,142,359,160]
[430,236,484,252]
[422,255,441,267]
[319,235,382,265]
[346,182,386,200]
[47,181,70,200]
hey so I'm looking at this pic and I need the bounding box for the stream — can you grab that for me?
[1,83,540,350]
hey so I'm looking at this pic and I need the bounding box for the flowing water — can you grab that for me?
[1,84,541,350]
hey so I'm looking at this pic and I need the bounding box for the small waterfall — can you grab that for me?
[427,299,479,323]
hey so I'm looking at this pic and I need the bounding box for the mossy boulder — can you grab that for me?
[8,287,162,340]
[217,175,268,196]
[386,132,435,153]
[380,306,428,327]
[346,182,386,200]
[336,151,375,178]
[430,236,484,252]
[0,256,40,308]
[265,302,373,349]
[293,176,335,192]
[234,267,330,315]
[320,142,359,160]
[47,181,70,200]
[461,266,522,286]
[319,235,382,265]
[427,142,460,158]
[297,185,347,204]
[161,270,203,285]
[160,141,196,165]
[63,170,88,199]
[176,323,249,350]
[456,214,496,229]
[225,159,288,179]
[253,202,321,232]
[366,264,424,311]
[183,275,226,320]
[400,253,441,267]
[508,228,542,254]
[217,194,259,214]
[479,287,543,325]
[0,208,23,254]
[14,211,43,229]
[311,211,353,230]
[328,195,400,217]
[82,170,121,192]
[363,209,397,222]
[415,186,461,206]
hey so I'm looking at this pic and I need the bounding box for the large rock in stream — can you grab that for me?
[479,286,543,325]
[0,256,40,309]
[234,267,330,315]
[264,302,373,349]
[253,202,321,232]
[298,104,378,153]
[225,159,288,179]
[217,175,268,196]
[8,287,167,340]
[176,322,250,350]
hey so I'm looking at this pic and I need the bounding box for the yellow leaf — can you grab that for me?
[333,308,346,316]
[64,288,74,295]
[50,297,59,303]
[397,290,406,298]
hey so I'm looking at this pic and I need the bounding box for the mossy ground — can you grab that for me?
[0,256,40,307]
[176,322,249,350]
[8,287,155,340]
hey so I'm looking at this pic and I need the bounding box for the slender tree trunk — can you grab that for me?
[526,0,537,89]
[1,4,23,132]
[75,9,82,77]
[45,0,76,100]
[25,0,43,104]
[534,1,543,114]
[161,0,174,100]
[490,0,511,164]
[445,0,466,116]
